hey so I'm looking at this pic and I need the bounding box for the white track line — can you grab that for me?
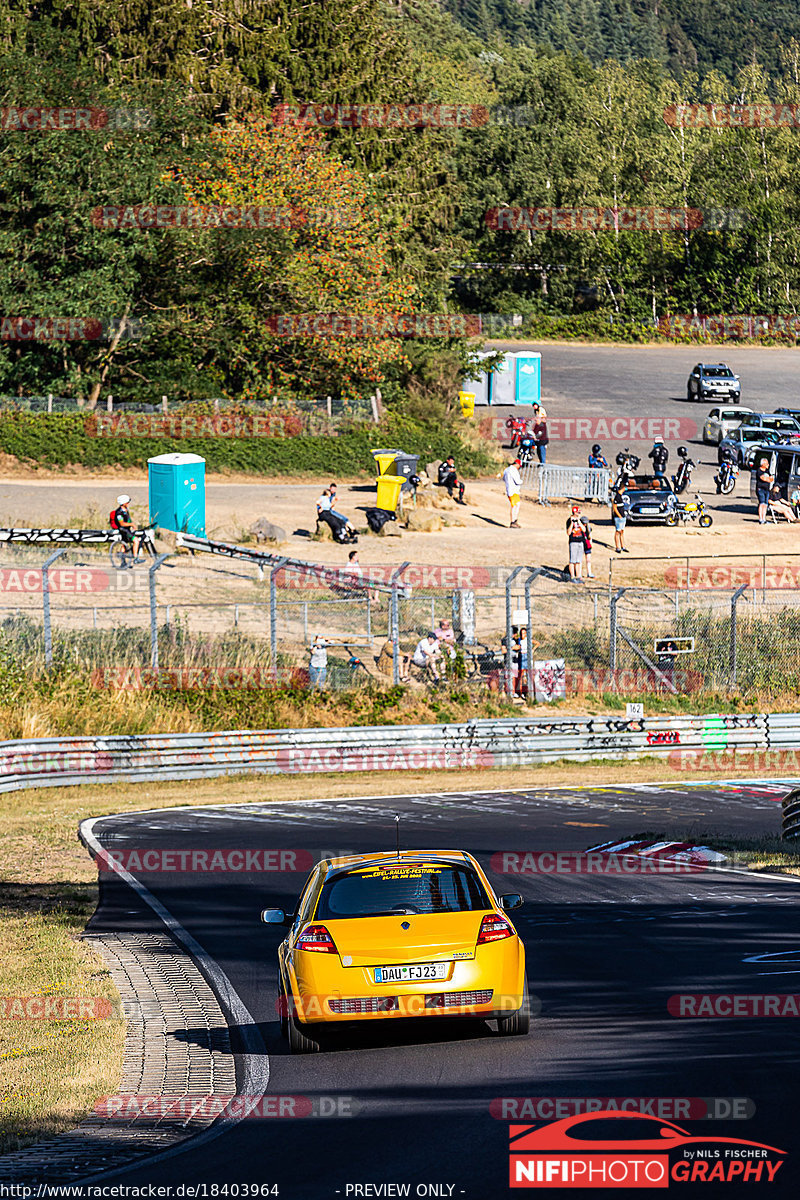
[77,817,270,1183]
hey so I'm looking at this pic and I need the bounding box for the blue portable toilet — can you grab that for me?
[515,352,542,405]
[148,452,206,536]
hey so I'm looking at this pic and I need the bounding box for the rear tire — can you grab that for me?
[497,976,530,1037]
[287,1007,321,1053]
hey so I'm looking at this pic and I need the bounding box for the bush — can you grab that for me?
[0,411,496,476]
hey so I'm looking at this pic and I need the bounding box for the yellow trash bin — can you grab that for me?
[371,448,401,475]
[458,391,476,418]
[376,475,403,512]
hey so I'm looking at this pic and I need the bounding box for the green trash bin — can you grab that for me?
[371,447,401,476]
[376,475,403,511]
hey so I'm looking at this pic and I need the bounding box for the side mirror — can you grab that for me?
[261,908,289,926]
[499,894,523,912]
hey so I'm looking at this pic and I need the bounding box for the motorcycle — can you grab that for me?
[505,416,530,449]
[666,494,713,528]
[671,445,696,495]
[715,457,739,495]
[518,433,536,467]
[614,448,640,490]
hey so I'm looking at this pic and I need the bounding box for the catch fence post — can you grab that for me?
[504,566,528,697]
[41,547,67,668]
[149,554,170,670]
[730,583,747,691]
[270,558,289,681]
[609,588,625,674]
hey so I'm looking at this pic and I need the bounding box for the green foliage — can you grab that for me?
[0,411,495,476]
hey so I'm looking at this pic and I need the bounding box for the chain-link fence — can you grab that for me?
[2,544,800,701]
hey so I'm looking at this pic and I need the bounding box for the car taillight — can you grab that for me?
[296,924,338,953]
[477,914,513,944]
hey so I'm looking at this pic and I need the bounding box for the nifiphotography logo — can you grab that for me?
[508,1110,786,1187]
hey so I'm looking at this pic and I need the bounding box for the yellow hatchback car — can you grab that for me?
[261,850,529,1053]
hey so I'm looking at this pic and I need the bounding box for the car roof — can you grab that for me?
[699,363,731,369]
[744,411,798,419]
[322,850,475,872]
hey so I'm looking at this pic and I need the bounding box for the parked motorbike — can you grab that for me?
[671,445,696,495]
[518,433,536,467]
[614,448,640,490]
[666,494,713,527]
[715,458,739,495]
[506,416,530,449]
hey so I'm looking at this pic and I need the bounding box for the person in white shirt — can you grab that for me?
[501,458,523,527]
[316,489,332,515]
[412,632,441,680]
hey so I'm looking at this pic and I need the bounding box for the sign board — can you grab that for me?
[626,703,644,719]
[654,637,695,655]
[533,658,566,703]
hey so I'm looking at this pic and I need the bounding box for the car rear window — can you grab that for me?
[316,861,491,919]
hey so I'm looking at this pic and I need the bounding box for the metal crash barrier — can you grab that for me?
[0,712,797,800]
[519,464,611,505]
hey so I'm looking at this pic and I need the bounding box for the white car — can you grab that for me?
[702,405,754,445]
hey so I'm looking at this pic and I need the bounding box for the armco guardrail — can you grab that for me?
[0,712,798,798]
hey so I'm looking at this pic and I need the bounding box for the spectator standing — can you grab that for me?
[648,437,669,479]
[611,488,629,553]
[501,458,523,528]
[308,636,329,689]
[533,416,549,464]
[532,402,548,421]
[756,458,773,524]
[581,515,595,579]
[566,505,589,581]
[588,444,609,470]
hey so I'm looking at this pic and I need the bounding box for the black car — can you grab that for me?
[686,363,741,403]
[619,485,678,524]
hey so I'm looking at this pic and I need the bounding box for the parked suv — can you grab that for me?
[687,363,741,403]
[702,405,753,444]
[739,412,800,439]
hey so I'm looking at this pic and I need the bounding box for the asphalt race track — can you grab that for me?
[81,780,800,1197]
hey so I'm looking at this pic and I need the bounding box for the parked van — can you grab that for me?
[749,442,800,505]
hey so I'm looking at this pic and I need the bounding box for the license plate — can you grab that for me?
[374,962,448,983]
[640,507,660,514]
